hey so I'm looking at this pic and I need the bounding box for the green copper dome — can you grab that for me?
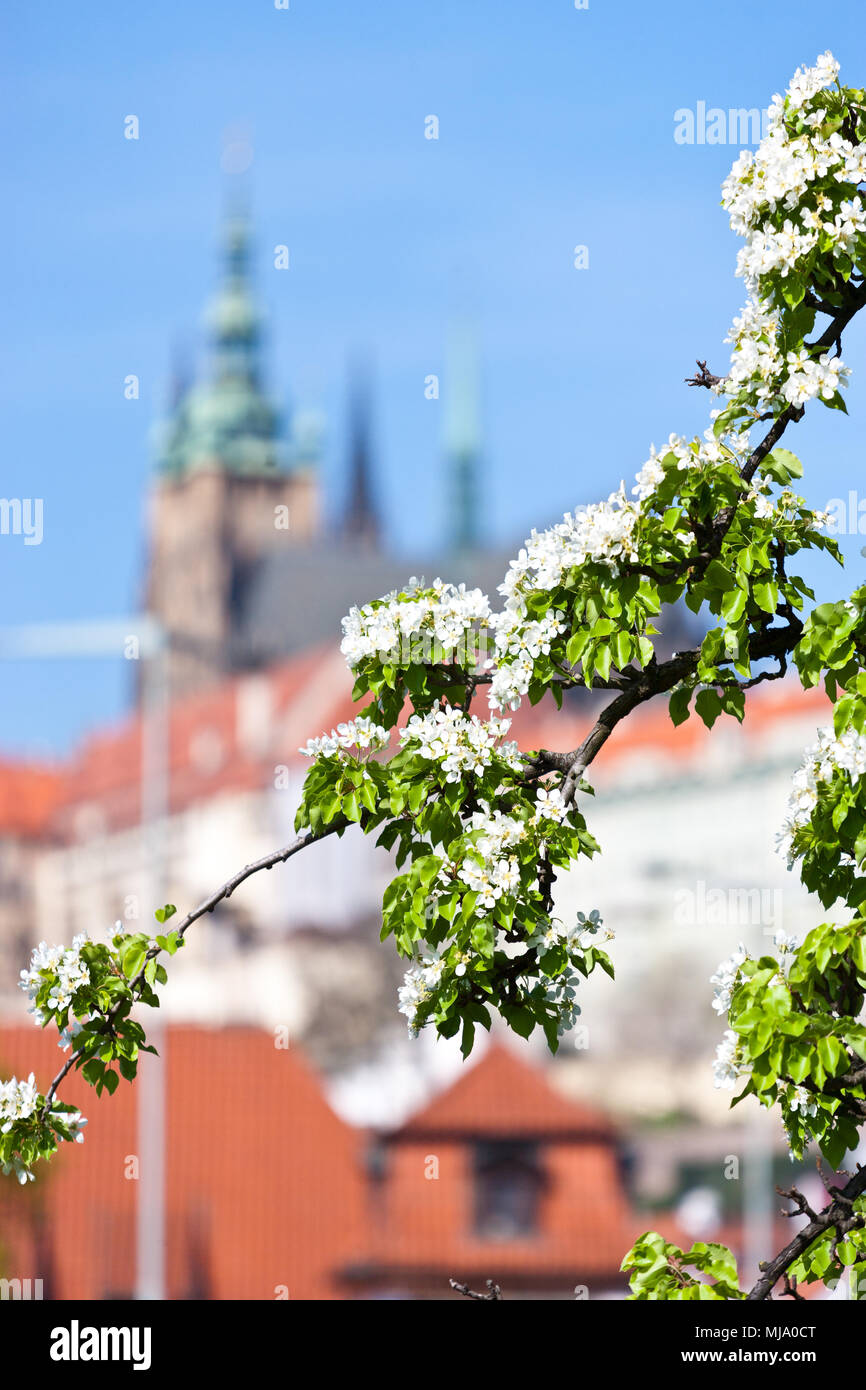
[156,211,285,479]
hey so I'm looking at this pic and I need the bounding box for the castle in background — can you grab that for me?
[145,209,507,698]
[0,205,829,1255]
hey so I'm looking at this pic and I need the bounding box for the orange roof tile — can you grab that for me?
[395,1043,615,1140]
[1,647,834,845]
[0,1023,368,1299]
[509,677,831,776]
[345,1044,641,1290]
[0,759,64,838]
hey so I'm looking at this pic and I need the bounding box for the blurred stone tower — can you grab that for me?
[445,322,482,560]
[146,210,321,697]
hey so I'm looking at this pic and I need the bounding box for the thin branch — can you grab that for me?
[686,359,723,389]
[776,1184,819,1223]
[780,1274,805,1301]
[740,280,866,485]
[449,1278,502,1300]
[171,824,345,942]
[746,1164,866,1300]
[40,823,346,1113]
[531,617,802,806]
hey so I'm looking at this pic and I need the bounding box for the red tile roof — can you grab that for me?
[0,644,833,845]
[0,1028,753,1299]
[396,1043,615,1140]
[0,759,64,838]
[509,677,831,780]
[345,1045,641,1292]
[0,1023,368,1299]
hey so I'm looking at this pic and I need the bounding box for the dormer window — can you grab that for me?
[473,1140,544,1239]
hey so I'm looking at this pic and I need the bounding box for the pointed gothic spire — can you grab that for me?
[445,321,481,555]
[207,204,262,387]
[342,356,380,548]
[156,202,281,478]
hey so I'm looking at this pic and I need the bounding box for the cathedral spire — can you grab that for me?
[207,205,262,387]
[445,321,481,555]
[342,357,380,548]
[155,204,281,479]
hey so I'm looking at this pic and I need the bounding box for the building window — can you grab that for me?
[473,1141,543,1239]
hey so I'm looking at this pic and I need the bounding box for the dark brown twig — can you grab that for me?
[449,1278,503,1301]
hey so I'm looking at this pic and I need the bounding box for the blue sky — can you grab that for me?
[1,0,865,755]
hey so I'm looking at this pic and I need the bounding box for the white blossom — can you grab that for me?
[777,723,866,865]
[0,1073,39,1133]
[540,966,583,1036]
[458,853,521,909]
[786,51,840,111]
[710,942,750,1017]
[399,705,522,782]
[534,786,569,824]
[714,53,859,413]
[773,929,798,955]
[713,1030,748,1090]
[785,1083,818,1119]
[341,578,491,670]
[488,486,640,711]
[397,950,451,1034]
[19,933,92,1018]
[300,715,390,758]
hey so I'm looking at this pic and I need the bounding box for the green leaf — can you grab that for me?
[669,686,692,727]
[721,587,747,623]
[594,644,612,682]
[817,1034,846,1076]
[819,1127,848,1169]
[719,687,745,723]
[695,688,722,729]
[762,448,803,483]
[407,782,426,815]
[751,580,778,614]
[122,946,146,981]
[500,1003,536,1039]
[611,630,632,671]
[565,628,590,665]
[705,560,738,592]
[460,1017,475,1059]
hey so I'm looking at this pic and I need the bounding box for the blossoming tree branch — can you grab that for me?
[4,51,866,1301]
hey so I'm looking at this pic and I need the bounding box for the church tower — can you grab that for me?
[445,322,482,558]
[146,210,320,697]
[341,358,380,549]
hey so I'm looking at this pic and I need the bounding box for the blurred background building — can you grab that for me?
[145,209,508,698]
[0,200,846,1300]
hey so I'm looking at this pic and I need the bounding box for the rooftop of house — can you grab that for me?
[341,1043,647,1291]
[0,759,66,840]
[392,1041,616,1142]
[0,1027,652,1298]
[0,648,832,842]
[0,1022,368,1299]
